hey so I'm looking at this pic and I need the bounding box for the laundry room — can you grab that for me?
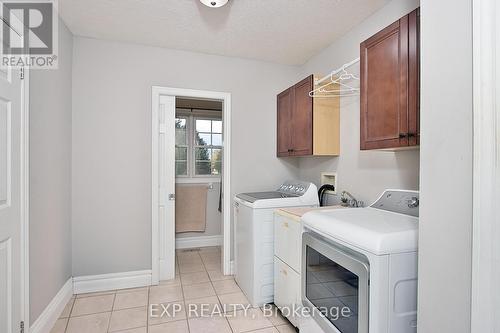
[3,0,487,332]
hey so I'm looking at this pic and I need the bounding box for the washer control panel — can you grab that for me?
[277,181,311,196]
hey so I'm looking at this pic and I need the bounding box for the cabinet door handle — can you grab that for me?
[400,133,416,139]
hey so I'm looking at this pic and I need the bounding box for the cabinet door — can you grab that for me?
[408,8,420,146]
[291,76,313,156]
[360,15,410,150]
[274,213,302,273]
[277,88,292,156]
[274,257,300,328]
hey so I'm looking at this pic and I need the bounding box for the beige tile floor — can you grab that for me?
[51,246,297,333]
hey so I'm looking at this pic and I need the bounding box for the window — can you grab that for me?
[175,115,222,177]
[175,117,188,176]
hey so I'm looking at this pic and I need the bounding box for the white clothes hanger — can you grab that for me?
[309,58,361,98]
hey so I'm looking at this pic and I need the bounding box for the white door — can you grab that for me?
[0,35,25,333]
[157,95,176,280]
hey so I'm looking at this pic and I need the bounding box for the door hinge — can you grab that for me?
[20,321,25,333]
[20,68,24,80]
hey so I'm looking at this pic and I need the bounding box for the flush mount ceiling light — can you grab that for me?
[199,0,229,8]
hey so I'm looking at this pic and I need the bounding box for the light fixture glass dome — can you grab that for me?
[199,0,229,8]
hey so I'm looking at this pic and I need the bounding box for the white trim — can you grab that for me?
[229,260,235,275]
[73,270,152,295]
[175,235,223,249]
[222,93,232,275]
[151,87,233,282]
[471,0,500,332]
[175,178,221,184]
[2,14,30,329]
[160,94,176,282]
[21,66,30,331]
[29,278,73,333]
[151,88,160,284]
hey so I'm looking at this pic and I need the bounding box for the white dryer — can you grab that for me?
[234,181,319,306]
[301,189,419,333]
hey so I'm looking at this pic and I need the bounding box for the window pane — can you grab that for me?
[175,118,187,145]
[195,161,211,175]
[196,133,211,145]
[212,120,222,133]
[176,129,187,145]
[175,161,187,176]
[196,119,211,132]
[211,148,222,163]
[175,147,187,160]
[175,118,187,129]
[195,147,211,161]
[212,134,222,146]
[211,161,222,175]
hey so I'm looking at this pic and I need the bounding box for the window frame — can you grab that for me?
[174,116,190,178]
[175,111,222,179]
[192,116,223,177]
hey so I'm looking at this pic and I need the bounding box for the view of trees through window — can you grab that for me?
[175,116,222,177]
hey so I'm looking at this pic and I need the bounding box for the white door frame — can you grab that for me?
[1,12,30,329]
[471,0,499,331]
[21,68,29,332]
[151,86,232,284]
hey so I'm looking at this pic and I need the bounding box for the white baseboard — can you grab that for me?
[230,260,235,275]
[73,270,152,294]
[30,277,73,333]
[175,235,223,249]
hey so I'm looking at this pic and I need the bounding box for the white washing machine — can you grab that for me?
[301,189,419,333]
[234,181,319,307]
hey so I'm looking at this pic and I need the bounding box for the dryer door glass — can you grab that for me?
[306,247,359,333]
[302,233,369,333]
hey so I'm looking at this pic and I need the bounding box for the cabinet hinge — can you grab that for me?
[20,68,24,80]
[20,321,25,333]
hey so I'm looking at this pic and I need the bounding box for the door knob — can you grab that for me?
[168,194,175,201]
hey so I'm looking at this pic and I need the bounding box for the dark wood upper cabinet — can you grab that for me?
[277,75,340,157]
[290,76,313,156]
[360,8,420,150]
[277,88,293,156]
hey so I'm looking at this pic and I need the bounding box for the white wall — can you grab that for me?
[297,0,421,205]
[71,37,300,276]
[418,0,473,332]
[29,19,73,324]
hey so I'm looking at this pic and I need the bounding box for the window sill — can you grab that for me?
[175,177,221,184]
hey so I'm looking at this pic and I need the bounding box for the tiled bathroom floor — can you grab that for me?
[51,246,297,333]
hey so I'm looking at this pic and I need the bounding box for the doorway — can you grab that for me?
[151,87,232,284]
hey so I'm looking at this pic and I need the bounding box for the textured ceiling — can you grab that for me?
[59,0,388,65]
